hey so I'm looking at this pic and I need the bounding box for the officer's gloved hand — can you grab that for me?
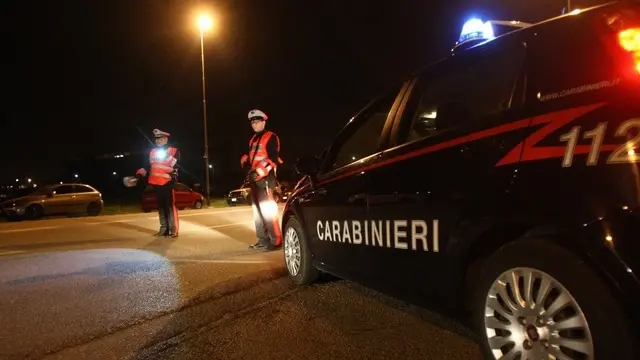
[136,168,147,178]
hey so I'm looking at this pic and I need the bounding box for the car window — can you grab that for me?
[527,22,622,102]
[175,183,190,192]
[54,185,75,195]
[73,185,94,193]
[529,18,618,101]
[30,187,53,196]
[399,42,524,143]
[326,89,402,171]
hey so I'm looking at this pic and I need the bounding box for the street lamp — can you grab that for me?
[197,13,214,203]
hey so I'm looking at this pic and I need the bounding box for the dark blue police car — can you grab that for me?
[281,2,640,359]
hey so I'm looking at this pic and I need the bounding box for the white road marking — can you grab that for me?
[147,207,253,220]
[0,250,27,256]
[0,226,60,234]
[209,221,253,229]
[87,219,135,225]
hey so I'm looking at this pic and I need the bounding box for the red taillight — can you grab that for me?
[618,28,640,72]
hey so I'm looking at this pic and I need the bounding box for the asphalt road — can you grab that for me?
[0,207,481,360]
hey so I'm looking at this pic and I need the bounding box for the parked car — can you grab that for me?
[281,3,640,360]
[227,185,251,206]
[227,181,290,206]
[141,183,204,212]
[0,183,103,220]
[280,188,292,202]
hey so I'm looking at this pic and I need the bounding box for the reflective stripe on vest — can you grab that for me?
[149,146,177,186]
[249,131,278,177]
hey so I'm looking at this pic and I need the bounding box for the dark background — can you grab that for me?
[0,0,605,198]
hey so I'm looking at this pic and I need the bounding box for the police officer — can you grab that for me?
[136,129,180,238]
[240,109,283,251]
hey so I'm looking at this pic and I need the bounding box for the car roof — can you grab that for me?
[55,183,96,188]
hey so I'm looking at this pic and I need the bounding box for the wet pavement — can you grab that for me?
[0,207,481,360]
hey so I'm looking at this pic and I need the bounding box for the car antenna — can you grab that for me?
[562,0,572,14]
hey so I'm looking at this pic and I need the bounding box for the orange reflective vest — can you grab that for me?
[248,131,283,180]
[149,146,178,186]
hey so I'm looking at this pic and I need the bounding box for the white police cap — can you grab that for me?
[248,109,268,121]
[153,128,171,138]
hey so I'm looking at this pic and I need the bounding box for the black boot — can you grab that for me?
[249,239,268,251]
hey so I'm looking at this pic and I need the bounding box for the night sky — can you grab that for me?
[2,0,604,184]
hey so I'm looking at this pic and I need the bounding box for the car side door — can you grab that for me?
[43,185,75,215]
[72,185,100,212]
[295,83,409,280]
[365,39,530,304]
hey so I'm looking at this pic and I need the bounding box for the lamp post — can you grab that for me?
[197,14,213,203]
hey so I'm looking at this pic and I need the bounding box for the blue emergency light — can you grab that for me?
[458,18,495,44]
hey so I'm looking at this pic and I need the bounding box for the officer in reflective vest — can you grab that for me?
[136,128,180,238]
[240,109,284,251]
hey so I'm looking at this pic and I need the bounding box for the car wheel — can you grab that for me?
[283,217,319,285]
[142,208,151,213]
[25,205,43,220]
[472,237,637,360]
[194,200,203,209]
[87,202,101,216]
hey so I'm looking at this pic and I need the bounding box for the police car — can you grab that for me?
[281,2,640,359]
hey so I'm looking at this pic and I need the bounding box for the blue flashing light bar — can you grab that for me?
[458,18,495,44]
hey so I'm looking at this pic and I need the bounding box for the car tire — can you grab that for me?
[194,200,203,209]
[472,237,637,360]
[283,216,319,286]
[87,202,101,216]
[24,205,43,220]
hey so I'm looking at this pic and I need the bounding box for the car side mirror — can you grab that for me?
[295,156,320,176]
[295,156,321,190]
[413,113,437,136]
